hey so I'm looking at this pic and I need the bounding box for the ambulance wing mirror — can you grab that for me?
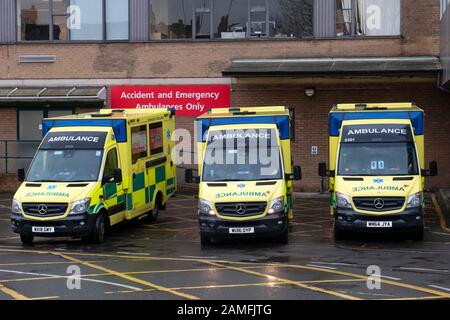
[113,168,123,183]
[17,169,25,182]
[185,168,200,184]
[427,161,438,177]
[319,162,335,178]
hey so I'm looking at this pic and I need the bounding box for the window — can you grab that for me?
[194,0,212,39]
[336,0,401,37]
[213,0,248,39]
[18,109,74,140]
[131,125,148,164]
[150,0,194,40]
[103,148,119,182]
[18,0,51,41]
[150,0,313,40]
[70,0,103,40]
[149,122,164,155]
[269,0,314,38]
[17,0,129,41]
[106,0,129,40]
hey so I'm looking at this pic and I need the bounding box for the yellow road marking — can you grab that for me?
[281,264,450,299]
[30,296,59,300]
[105,281,285,295]
[1,247,449,299]
[0,236,19,241]
[202,260,362,300]
[0,218,10,222]
[51,252,199,300]
[0,282,29,300]
[381,296,448,301]
[431,194,450,233]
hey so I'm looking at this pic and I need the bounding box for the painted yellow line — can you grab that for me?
[281,263,450,299]
[1,247,449,299]
[0,205,10,209]
[105,281,285,295]
[0,267,234,283]
[0,259,108,267]
[202,260,362,300]
[431,194,450,233]
[30,296,59,300]
[381,296,449,301]
[51,252,199,300]
[0,218,11,222]
[0,282,29,300]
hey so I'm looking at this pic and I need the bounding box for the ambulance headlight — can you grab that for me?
[12,199,23,214]
[407,192,423,208]
[268,197,284,214]
[336,193,352,209]
[70,198,91,214]
[199,199,216,216]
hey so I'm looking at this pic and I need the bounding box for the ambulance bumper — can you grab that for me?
[11,212,96,237]
[334,206,424,233]
[199,212,288,238]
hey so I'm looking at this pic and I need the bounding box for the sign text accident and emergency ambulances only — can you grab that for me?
[319,103,438,241]
[111,85,231,116]
[11,109,177,245]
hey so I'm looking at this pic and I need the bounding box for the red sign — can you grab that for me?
[111,85,230,116]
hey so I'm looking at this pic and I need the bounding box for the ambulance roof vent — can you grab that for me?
[90,112,112,117]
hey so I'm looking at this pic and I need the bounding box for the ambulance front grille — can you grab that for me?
[215,202,267,217]
[352,197,405,212]
[22,203,69,217]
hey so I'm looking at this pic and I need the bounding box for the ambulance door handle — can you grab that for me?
[170,161,173,167]
[132,173,136,179]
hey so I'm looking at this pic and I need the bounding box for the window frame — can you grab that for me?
[17,0,131,43]
[335,0,402,38]
[130,124,149,164]
[102,146,119,184]
[16,108,75,141]
[148,122,164,156]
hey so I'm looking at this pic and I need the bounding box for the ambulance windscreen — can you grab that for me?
[27,131,106,182]
[338,124,419,176]
[202,129,282,182]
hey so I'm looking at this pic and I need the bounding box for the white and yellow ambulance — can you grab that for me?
[11,108,176,244]
[319,103,437,241]
[186,106,302,245]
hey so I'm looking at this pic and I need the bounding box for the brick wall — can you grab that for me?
[0,0,441,80]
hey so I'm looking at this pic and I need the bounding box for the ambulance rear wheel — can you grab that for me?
[89,214,106,244]
[146,196,161,222]
[20,235,34,245]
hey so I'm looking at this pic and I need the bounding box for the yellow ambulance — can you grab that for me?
[319,103,437,241]
[186,106,302,245]
[11,108,176,244]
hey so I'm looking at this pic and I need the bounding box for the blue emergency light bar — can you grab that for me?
[196,115,291,142]
[329,111,424,137]
[42,119,128,143]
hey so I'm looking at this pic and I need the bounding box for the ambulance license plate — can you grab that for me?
[32,226,55,233]
[229,227,255,234]
[366,221,392,228]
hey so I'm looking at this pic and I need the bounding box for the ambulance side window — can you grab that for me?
[131,125,148,164]
[149,122,164,155]
[103,148,118,183]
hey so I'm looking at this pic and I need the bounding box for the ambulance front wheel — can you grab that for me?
[200,232,212,245]
[86,214,106,244]
[20,234,34,245]
[411,225,424,241]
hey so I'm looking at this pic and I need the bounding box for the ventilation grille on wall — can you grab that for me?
[19,55,57,63]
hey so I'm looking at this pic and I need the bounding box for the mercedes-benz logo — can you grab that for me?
[38,204,48,215]
[373,198,385,210]
[235,203,247,215]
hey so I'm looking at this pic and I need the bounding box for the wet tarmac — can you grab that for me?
[0,193,449,300]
